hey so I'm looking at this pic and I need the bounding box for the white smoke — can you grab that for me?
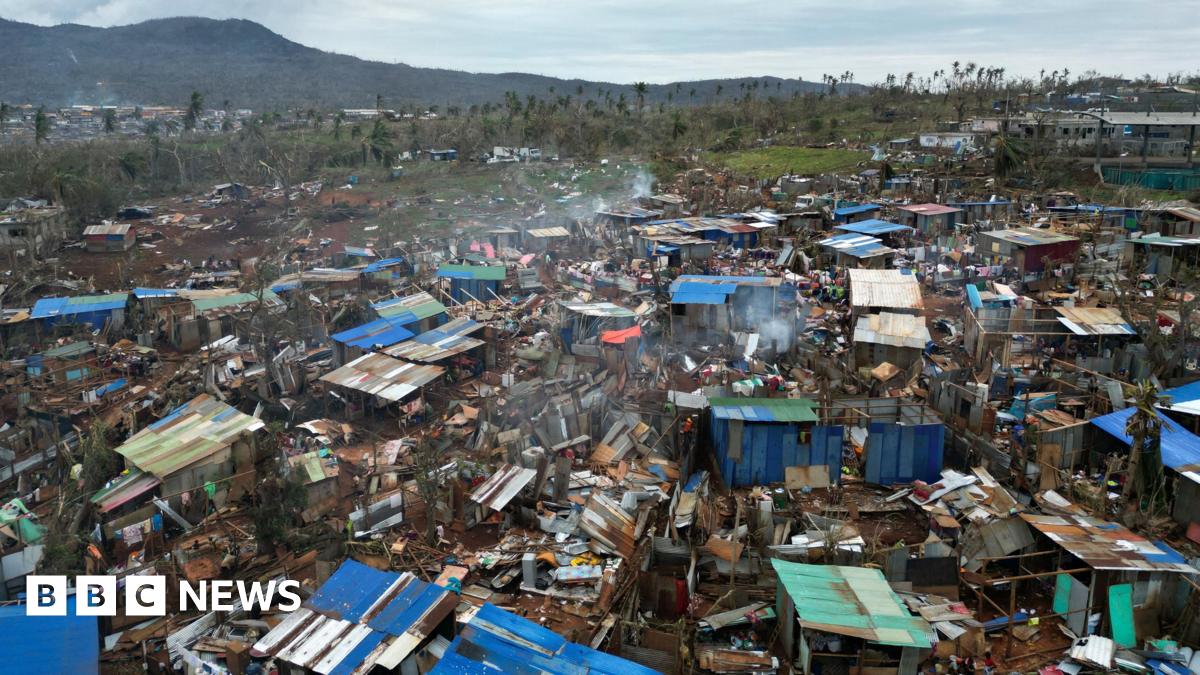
[631,169,654,199]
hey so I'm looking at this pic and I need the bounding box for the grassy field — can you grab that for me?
[711,146,869,178]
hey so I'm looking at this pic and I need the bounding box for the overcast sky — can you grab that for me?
[2,0,1195,84]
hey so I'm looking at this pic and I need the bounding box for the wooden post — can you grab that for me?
[729,499,741,594]
[1005,578,1018,658]
[552,455,571,502]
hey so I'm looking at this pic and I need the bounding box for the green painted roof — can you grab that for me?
[114,394,264,479]
[374,291,447,321]
[190,290,280,312]
[42,341,94,359]
[772,560,931,648]
[709,397,819,423]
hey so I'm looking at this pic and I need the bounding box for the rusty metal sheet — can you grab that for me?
[1020,514,1197,573]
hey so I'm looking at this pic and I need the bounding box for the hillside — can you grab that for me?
[0,16,852,109]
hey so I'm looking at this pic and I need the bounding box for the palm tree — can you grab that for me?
[361,118,393,165]
[1122,381,1169,521]
[376,93,385,111]
[34,106,49,144]
[0,102,10,133]
[49,167,79,205]
[633,82,649,115]
[185,90,203,131]
[992,134,1028,178]
[103,108,116,134]
[670,110,687,141]
[118,151,143,181]
[333,110,346,139]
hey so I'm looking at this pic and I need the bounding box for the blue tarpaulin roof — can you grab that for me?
[819,232,894,258]
[669,274,769,291]
[1164,380,1200,405]
[362,257,405,273]
[0,596,99,675]
[31,293,128,319]
[671,292,729,304]
[256,559,456,675]
[94,378,127,398]
[671,280,740,305]
[331,317,416,350]
[833,203,882,217]
[430,603,660,675]
[834,219,915,236]
[415,318,480,344]
[1091,407,1200,479]
[132,288,179,299]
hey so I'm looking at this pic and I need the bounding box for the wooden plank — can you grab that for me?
[785,465,830,489]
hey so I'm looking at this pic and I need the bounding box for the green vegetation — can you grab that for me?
[711,146,867,178]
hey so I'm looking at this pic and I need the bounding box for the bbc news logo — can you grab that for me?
[26,576,302,616]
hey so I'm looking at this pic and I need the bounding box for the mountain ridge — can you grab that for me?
[0,16,853,109]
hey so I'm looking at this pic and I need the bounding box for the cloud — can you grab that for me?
[1,0,1194,83]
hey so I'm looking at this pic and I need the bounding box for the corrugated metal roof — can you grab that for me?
[525,226,571,237]
[1128,234,1200,247]
[132,288,178,299]
[0,596,99,675]
[320,353,445,402]
[670,274,778,289]
[383,318,483,363]
[772,560,932,648]
[1055,307,1136,336]
[179,289,281,313]
[1164,380,1200,406]
[854,312,931,349]
[31,293,129,318]
[670,280,738,305]
[597,206,662,219]
[896,203,961,216]
[90,469,161,513]
[437,263,506,281]
[1090,407,1200,484]
[848,269,924,309]
[362,257,406,273]
[1167,207,1200,223]
[373,292,448,324]
[558,301,636,317]
[470,464,537,511]
[709,397,819,423]
[331,317,416,350]
[819,232,894,258]
[83,222,132,236]
[255,560,456,675]
[431,603,661,675]
[981,227,1079,246]
[114,394,264,479]
[834,219,915,236]
[343,245,377,257]
[833,203,882,216]
[671,291,729,305]
[41,340,94,358]
[1020,514,1197,573]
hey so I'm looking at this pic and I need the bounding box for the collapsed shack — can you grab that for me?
[774,560,934,673]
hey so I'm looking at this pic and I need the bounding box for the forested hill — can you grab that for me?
[0,16,854,109]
